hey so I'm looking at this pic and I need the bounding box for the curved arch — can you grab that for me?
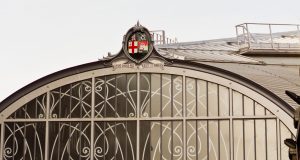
[0,67,295,133]
[0,64,295,160]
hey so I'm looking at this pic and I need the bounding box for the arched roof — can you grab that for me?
[0,51,296,117]
[157,38,300,112]
[0,23,299,117]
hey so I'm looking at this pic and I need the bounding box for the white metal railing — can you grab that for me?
[235,23,300,51]
[150,30,178,45]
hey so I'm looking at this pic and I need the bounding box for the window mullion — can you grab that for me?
[0,122,4,159]
[90,76,95,160]
[137,72,140,160]
[183,75,186,160]
[229,88,233,160]
[44,91,50,160]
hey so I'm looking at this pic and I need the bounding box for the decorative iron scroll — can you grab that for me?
[95,74,137,118]
[49,122,91,160]
[50,80,92,118]
[9,94,47,119]
[94,121,136,160]
[2,73,291,160]
[3,122,45,160]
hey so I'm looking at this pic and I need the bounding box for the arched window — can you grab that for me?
[0,68,294,160]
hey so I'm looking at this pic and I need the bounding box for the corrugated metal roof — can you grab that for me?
[156,38,261,64]
[201,62,300,109]
[157,35,300,110]
[1,30,298,115]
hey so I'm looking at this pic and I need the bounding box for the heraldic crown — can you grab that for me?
[122,22,154,64]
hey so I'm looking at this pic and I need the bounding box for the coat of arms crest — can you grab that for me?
[123,23,153,63]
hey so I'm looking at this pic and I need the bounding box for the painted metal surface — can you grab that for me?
[0,67,295,160]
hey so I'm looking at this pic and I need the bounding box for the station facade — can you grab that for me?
[0,23,298,160]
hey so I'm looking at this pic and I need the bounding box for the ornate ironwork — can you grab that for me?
[50,80,92,118]
[1,73,293,160]
[3,122,45,160]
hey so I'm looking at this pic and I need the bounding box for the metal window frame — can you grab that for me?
[0,67,296,160]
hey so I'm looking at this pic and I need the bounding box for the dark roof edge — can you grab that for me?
[0,60,110,112]
[0,58,294,118]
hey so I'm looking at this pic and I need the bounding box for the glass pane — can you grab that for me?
[94,122,105,160]
[173,76,183,117]
[244,120,255,160]
[11,93,47,119]
[3,123,14,159]
[95,77,105,118]
[197,80,207,116]
[13,123,25,159]
[3,122,45,160]
[197,121,207,159]
[105,75,116,117]
[141,121,183,160]
[25,122,46,159]
[74,81,92,118]
[106,122,116,158]
[50,87,60,118]
[12,104,26,118]
[80,80,92,117]
[95,74,137,118]
[151,74,161,117]
[49,122,91,160]
[267,119,277,160]
[220,120,230,160]
[72,122,91,159]
[150,121,161,160]
[127,121,137,160]
[140,74,151,117]
[29,94,46,118]
[94,121,136,160]
[127,74,137,117]
[233,91,243,116]
[50,79,92,118]
[244,96,254,116]
[140,121,183,160]
[186,121,196,160]
[219,86,229,116]
[173,121,183,160]
[255,103,265,116]
[186,78,196,117]
[116,122,128,158]
[161,121,172,159]
[208,83,218,116]
[60,84,71,118]
[208,121,219,160]
[162,75,171,117]
[36,95,47,118]
[255,119,266,160]
[116,74,127,117]
[233,120,244,160]
[140,121,151,160]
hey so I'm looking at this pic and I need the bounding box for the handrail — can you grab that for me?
[235,23,300,52]
[150,30,178,45]
[236,23,300,27]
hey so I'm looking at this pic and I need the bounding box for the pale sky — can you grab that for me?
[0,0,300,101]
